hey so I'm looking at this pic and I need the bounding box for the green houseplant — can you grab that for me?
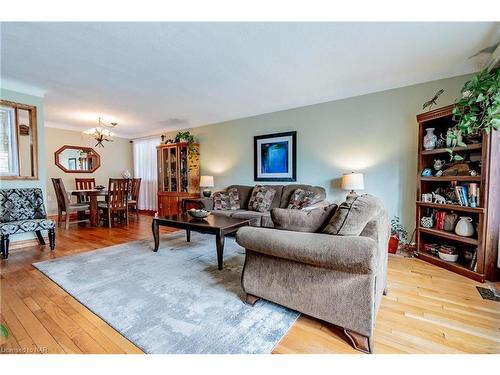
[175,130,200,163]
[447,68,500,161]
[389,216,408,254]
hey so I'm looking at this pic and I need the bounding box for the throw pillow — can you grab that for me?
[213,188,241,210]
[247,185,276,213]
[227,187,240,210]
[287,188,322,209]
[213,192,229,210]
[271,204,338,232]
[322,194,383,236]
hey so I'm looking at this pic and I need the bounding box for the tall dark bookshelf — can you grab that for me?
[415,105,499,282]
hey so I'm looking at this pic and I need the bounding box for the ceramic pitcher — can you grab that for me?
[455,216,474,237]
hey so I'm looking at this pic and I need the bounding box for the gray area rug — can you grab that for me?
[33,231,299,354]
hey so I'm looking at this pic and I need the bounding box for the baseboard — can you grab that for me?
[138,210,156,216]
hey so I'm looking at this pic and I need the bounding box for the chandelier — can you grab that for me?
[83,117,118,147]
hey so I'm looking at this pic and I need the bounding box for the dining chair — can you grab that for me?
[75,178,96,203]
[98,178,130,228]
[128,178,141,220]
[52,178,90,229]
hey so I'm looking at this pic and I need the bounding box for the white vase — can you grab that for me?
[423,128,437,150]
[455,216,474,237]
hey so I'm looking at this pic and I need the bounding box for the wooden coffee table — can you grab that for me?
[152,213,250,270]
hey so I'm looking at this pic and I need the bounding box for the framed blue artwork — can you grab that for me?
[254,131,296,181]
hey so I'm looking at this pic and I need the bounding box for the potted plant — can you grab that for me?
[389,216,408,254]
[447,68,499,161]
[174,130,200,163]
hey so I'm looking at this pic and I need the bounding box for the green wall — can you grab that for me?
[0,88,46,241]
[165,74,472,232]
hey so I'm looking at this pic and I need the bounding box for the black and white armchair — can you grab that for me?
[0,188,55,259]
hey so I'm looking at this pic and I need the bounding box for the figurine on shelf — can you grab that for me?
[432,192,447,204]
[445,128,453,147]
[435,170,443,177]
[436,135,445,148]
[421,168,433,177]
[433,159,445,171]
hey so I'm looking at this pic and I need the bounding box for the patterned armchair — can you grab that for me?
[0,188,55,259]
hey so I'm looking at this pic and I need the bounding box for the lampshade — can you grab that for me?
[200,175,214,187]
[341,172,364,191]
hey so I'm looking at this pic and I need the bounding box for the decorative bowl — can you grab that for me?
[95,185,105,190]
[423,243,439,254]
[439,244,457,254]
[438,251,459,262]
[187,209,210,219]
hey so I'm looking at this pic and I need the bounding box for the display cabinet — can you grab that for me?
[157,142,200,216]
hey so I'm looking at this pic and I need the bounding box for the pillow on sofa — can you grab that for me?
[287,188,322,209]
[322,194,383,236]
[227,187,240,210]
[248,185,276,212]
[213,188,240,210]
[271,204,338,232]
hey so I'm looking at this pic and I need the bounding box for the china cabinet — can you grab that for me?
[156,142,200,216]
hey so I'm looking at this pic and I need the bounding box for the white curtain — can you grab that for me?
[133,137,160,210]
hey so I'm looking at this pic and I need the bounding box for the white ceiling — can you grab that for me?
[1,22,498,138]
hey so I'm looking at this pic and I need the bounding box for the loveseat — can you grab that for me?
[187,184,328,227]
[0,188,56,259]
[236,194,389,353]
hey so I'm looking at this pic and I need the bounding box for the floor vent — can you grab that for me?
[476,287,500,302]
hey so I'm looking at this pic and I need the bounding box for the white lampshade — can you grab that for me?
[200,175,214,187]
[341,172,364,191]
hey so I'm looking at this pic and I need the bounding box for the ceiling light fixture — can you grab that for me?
[83,117,118,147]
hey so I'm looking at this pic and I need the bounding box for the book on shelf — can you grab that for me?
[455,186,463,206]
[454,186,470,207]
[469,248,478,271]
[469,183,477,208]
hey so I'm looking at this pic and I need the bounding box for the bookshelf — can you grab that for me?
[415,105,500,282]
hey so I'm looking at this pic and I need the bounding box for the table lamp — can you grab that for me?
[200,175,214,197]
[341,172,364,198]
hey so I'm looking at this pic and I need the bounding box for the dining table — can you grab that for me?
[70,189,108,227]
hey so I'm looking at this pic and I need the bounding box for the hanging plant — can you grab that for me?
[447,68,500,161]
[175,130,199,163]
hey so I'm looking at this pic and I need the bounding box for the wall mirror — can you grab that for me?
[54,145,101,173]
[0,100,38,179]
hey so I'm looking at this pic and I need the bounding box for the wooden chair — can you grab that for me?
[52,178,90,230]
[98,178,130,228]
[128,178,142,220]
[75,178,96,203]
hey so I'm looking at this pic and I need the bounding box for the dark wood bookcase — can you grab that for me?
[415,105,499,282]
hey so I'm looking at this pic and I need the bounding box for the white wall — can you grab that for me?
[165,74,472,233]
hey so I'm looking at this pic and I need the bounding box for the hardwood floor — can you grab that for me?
[1,214,499,354]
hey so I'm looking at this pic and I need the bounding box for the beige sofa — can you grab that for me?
[236,195,389,353]
[190,184,328,227]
